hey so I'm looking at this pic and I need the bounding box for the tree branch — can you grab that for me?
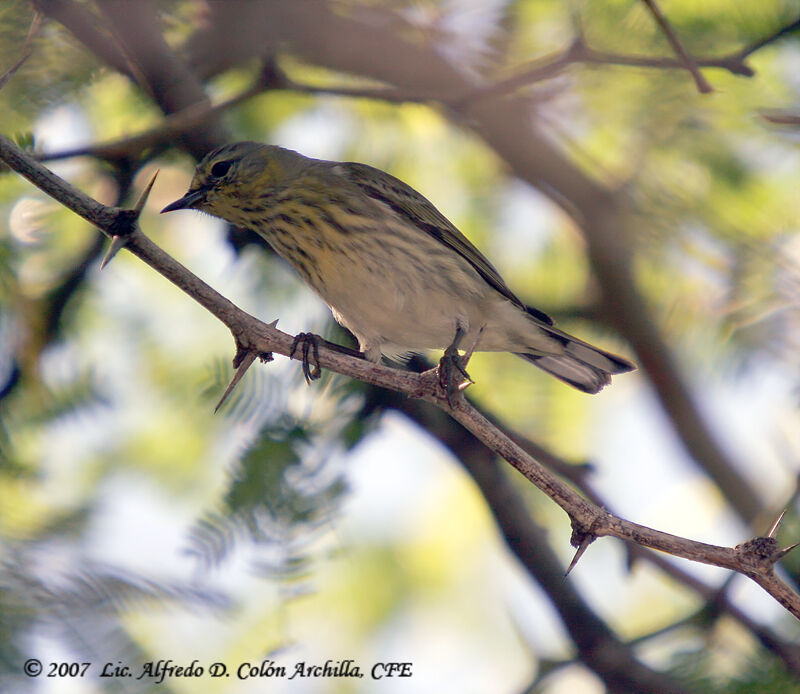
[33,0,132,78]
[370,359,800,676]
[93,0,226,156]
[640,0,713,93]
[368,385,691,693]
[37,0,226,157]
[457,13,800,104]
[39,74,266,163]
[37,60,417,165]
[738,16,800,60]
[0,8,43,90]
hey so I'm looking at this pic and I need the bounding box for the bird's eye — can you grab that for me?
[210,160,232,178]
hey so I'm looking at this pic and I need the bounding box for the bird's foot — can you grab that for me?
[437,343,473,407]
[290,332,364,383]
[291,332,322,383]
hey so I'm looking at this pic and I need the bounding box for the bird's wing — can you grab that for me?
[338,162,553,325]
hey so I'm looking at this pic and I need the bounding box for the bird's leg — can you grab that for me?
[290,332,364,383]
[438,325,473,406]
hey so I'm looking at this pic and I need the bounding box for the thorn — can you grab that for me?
[214,350,257,413]
[133,169,159,217]
[565,535,593,577]
[100,234,127,269]
[772,542,800,563]
[766,510,786,539]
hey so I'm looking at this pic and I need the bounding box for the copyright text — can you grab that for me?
[22,658,413,683]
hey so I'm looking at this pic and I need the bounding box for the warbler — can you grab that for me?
[162,142,634,393]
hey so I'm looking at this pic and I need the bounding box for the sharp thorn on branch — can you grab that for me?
[565,534,594,577]
[133,169,159,217]
[214,350,258,413]
[767,509,786,539]
[772,542,800,563]
[100,234,128,269]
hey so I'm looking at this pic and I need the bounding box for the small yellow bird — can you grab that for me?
[163,142,634,393]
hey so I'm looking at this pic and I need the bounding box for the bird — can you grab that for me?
[162,142,634,394]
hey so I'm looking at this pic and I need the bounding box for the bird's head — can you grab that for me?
[161,142,307,223]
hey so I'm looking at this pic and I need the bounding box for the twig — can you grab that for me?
[503,417,800,672]
[279,76,424,105]
[641,0,713,93]
[458,14,800,104]
[761,111,800,127]
[738,16,800,60]
[0,10,43,91]
[40,84,258,163]
[452,48,576,107]
[37,62,411,164]
[581,46,754,76]
[1,132,799,619]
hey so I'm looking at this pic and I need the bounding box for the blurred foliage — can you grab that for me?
[668,642,800,694]
[0,547,224,694]
[189,412,349,572]
[0,1,96,129]
[0,1,799,693]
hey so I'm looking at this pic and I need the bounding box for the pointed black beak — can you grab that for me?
[161,188,207,213]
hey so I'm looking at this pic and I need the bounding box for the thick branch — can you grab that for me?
[94,0,226,155]
[369,387,691,693]
[372,356,800,674]
[34,0,132,77]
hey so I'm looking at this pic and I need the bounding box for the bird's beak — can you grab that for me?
[161,187,207,213]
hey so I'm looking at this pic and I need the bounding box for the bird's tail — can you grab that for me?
[515,328,635,394]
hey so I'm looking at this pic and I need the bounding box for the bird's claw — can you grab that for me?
[290,332,322,383]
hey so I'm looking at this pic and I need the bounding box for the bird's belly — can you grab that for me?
[311,250,487,355]
[327,272,467,351]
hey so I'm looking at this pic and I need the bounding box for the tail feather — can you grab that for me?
[515,335,635,394]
